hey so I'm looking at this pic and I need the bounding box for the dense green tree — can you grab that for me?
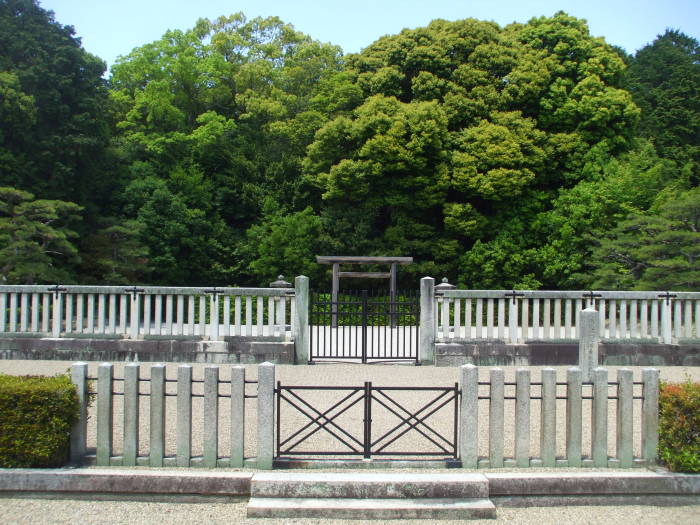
[0,0,111,207]
[0,187,82,284]
[77,219,148,284]
[245,206,327,284]
[586,187,700,290]
[109,13,343,283]
[304,12,640,286]
[626,30,700,181]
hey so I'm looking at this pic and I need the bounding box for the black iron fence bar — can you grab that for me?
[277,388,365,453]
[277,385,366,391]
[276,380,281,457]
[364,381,371,458]
[278,387,365,449]
[373,386,456,391]
[372,452,458,456]
[452,382,459,457]
[371,394,454,455]
[278,452,366,456]
[371,388,456,454]
[370,388,457,450]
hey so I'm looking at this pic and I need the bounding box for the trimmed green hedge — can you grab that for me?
[659,380,700,473]
[0,374,79,468]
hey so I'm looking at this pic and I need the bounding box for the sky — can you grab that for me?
[40,0,700,73]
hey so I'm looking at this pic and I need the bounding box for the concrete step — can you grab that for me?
[251,472,489,499]
[246,497,496,520]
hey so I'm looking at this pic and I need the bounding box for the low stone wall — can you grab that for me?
[0,336,295,364]
[435,341,700,367]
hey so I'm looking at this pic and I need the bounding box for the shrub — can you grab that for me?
[658,379,700,473]
[0,374,79,468]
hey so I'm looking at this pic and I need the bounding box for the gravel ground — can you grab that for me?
[2,496,700,525]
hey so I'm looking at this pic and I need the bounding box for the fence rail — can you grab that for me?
[0,285,295,340]
[435,289,700,344]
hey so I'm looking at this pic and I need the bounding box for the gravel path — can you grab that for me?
[2,496,699,525]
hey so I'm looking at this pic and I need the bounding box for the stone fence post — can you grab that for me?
[70,362,88,462]
[419,277,435,365]
[578,307,599,382]
[257,362,276,469]
[294,276,309,364]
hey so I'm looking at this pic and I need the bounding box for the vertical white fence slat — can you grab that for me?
[87,294,95,334]
[9,293,18,332]
[187,296,195,336]
[176,295,185,336]
[0,293,6,332]
[198,296,206,338]
[233,296,241,336]
[475,299,483,339]
[166,295,173,336]
[20,293,28,332]
[31,292,40,332]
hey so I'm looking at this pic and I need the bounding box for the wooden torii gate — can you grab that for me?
[316,256,413,327]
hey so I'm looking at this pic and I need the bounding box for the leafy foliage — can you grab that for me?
[0,0,111,207]
[0,187,82,284]
[658,379,700,473]
[626,30,700,182]
[586,187,700,290]
[0,373,80,468]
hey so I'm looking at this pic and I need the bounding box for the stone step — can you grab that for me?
[251,472,489,499]
[246,497,496,520]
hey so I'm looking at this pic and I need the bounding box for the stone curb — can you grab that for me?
[1,469,698,501]
[486,471,700,496]
[0,468,252,495]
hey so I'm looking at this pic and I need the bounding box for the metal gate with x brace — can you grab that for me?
[275,382,459,459]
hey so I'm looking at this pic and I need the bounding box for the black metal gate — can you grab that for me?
[276,382,458,459]
[309,289,419,363]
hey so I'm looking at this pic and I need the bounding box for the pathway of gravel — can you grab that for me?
[2,495,700,525]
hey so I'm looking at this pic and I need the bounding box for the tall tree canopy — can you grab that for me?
[109,13,343,284]
[303,13,640,284]
[0,0,111,208]
[625,30,700,182]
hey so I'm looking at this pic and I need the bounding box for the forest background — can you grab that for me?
[1,0,699,290]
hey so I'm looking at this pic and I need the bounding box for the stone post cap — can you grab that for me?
[270,275,292,288]
[435,277,456,291]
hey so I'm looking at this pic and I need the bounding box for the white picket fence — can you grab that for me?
[0,285,295,340]
[434,289,700,344]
